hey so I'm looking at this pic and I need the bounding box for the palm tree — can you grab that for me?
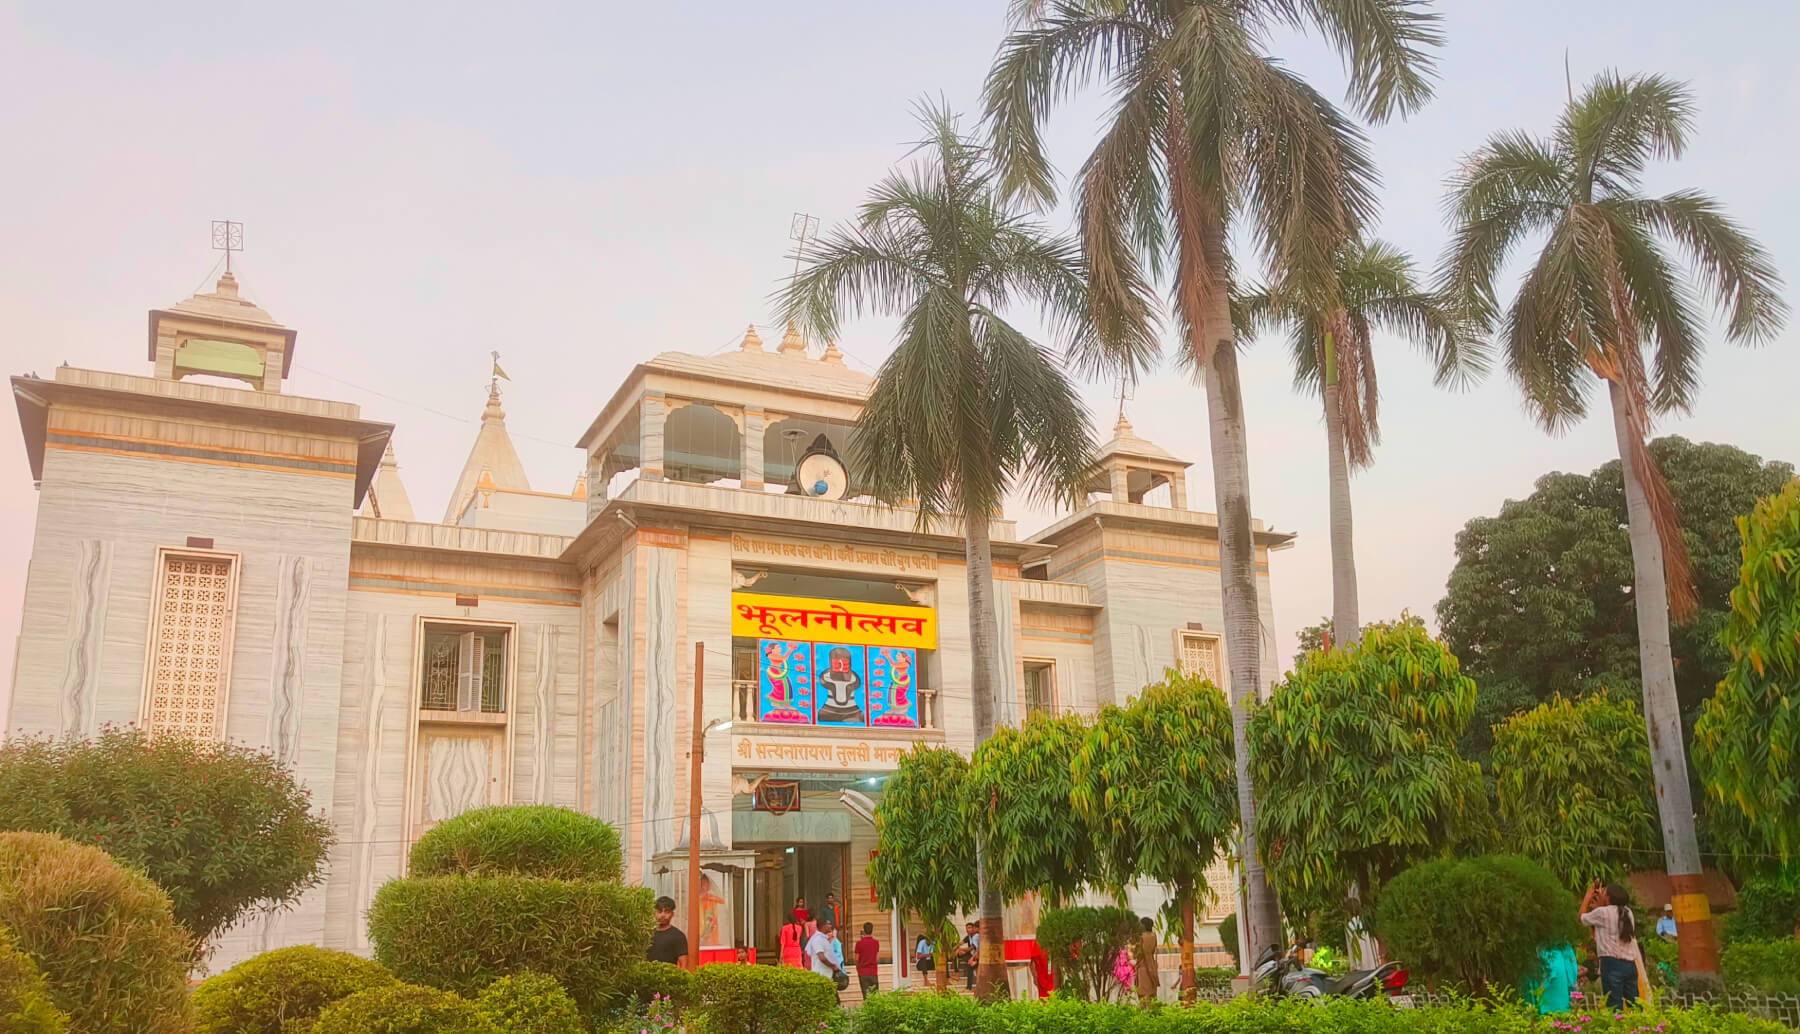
[777,103,1156,1000]
[984,0,1442,975]
[1240,240,1481,649]
[1440,71,1786,976]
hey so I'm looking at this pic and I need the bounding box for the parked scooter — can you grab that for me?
[1252,943,1414,1006]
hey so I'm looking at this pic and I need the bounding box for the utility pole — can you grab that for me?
[687,641,704,970]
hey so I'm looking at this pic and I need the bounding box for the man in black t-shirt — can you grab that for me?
[647,895,689,967]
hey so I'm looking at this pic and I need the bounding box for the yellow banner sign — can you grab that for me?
[731,591,936,650]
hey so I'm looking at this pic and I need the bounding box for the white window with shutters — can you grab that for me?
[141,548,241,739]
[420,625,509,714]
[1176,629,1223,685]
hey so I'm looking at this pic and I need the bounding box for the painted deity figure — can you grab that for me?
[816,647,866,724]
[889,652,912,708]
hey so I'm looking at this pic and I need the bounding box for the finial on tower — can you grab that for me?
[1112,374,1135,435]
[489,351,510,399]
[739,323,764,352]
[777,320,807,356]
[211,220,243,275]
[821,338,845,365]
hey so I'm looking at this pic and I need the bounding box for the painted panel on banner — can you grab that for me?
[812,643,868,726]
[866,646,919,728]
[756,639,814,724]
[731,592,936,650]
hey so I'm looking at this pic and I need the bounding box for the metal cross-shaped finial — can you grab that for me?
[211,220,243,274]
[788,212,820,281]
[1113,374,1135,423]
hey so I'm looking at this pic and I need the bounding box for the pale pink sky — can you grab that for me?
[4,2,1798,710]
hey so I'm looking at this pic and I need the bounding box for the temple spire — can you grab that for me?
[444,368,531,523]
[777,320,807,356]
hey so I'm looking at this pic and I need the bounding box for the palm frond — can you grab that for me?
[1558,71,1694,202]
[1274,0,1442,121]
[983,2,1153,207]
[1437,130,1569,330]
[1236,55,1379,313]
[1627,190,1788,345]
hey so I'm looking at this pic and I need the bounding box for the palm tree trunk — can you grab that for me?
[1179,195,1283,977]
[964,515,1008,1000]
[1201,328,1284,973]
[1605,379,1719,977]
[1322,331,1361,648]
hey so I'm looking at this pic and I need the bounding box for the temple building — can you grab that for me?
[6,268,1292,979]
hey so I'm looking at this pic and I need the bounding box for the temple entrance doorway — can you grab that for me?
[744,843,848,963]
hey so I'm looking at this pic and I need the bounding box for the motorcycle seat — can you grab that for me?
[1329,970,1376,995]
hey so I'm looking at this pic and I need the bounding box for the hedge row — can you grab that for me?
[845,992,1788,1034]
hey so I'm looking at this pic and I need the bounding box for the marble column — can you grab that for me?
[741,411,765,490]
[1109,464,1130,503]
[640,396,667,482]
[1169,470,1188,510]
[586,451,607,524]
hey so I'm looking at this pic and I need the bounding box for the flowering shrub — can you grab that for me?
[845,993,1786,1034]
[616,961,696,1011]
[0,726,332,951]
[0,831,193,1034]
[192,944,397,1034]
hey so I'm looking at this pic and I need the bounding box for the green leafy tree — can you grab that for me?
[1250,619,1483,931]
[985,0,1442,964]
[1441,71,1788,975]
[1696,479,1800,866]
[0,727,332,957]
[1242,241,1481,651]
[1071,670,1236,999]
[779,104,1149,999]
[1439,437,1795,740]
[965,712,1099,905]
[869,746,979,992]
[1490,693,1662,889]
[1033,905,1137,1002]
[1293,617,1333,670]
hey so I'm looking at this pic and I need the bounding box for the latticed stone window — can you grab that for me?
[420,625,508,713]
[1202,855,1236,919]
[143,550,239,739]
[1176,629,1222,684]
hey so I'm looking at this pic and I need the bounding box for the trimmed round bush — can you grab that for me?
[473,972,583,1034]
[407,805,623,882]
[1376,854,1581,991]
[311,983,496,1034]
[367,875,653,1016]
[0,831,193,1034]
[694,962,837,1034]
[193,944,398,1034]
[0,929,68,1034]
[616,960,696,1010]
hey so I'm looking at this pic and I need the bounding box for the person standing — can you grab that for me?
[855,922,882,998]
[647,896,689,968]
[808,917,848,1001]
[1134,917,1160,1004]
[958,921,980,991]
[914,932,935,987]
[817,892,843,931]
[1580,883,1641,1010]
[1525,942,1579,1014]
[780,915,805,968]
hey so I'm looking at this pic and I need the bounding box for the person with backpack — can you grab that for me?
[1580,882,1641,1009]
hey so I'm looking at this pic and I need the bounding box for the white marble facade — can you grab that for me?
[6,280,1290,968]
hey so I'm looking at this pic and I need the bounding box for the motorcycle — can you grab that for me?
[1253,944,1414,1006]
